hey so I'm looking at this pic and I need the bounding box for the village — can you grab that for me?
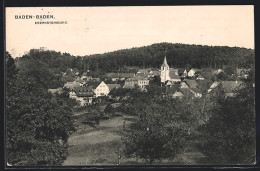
[53,55,251,165]
[48,55,249,108]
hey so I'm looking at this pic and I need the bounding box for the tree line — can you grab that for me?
[16,43,254,76]
[115,73,255,164]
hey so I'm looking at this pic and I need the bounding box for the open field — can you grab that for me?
[63,114,207,166]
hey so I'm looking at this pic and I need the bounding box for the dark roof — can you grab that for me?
[76,78,86,83]
[137,69,149,74]
[152,71,160,76]
[105,73,135,78]
[64,81,81,89]
[133,75,149,81]
[105,73,115,77]
[135,73,148,78]
[184,80,197,88]
[190,87,202,94]
[86,81,102,89]
[196,80,213,94]
[179,88,193,96]
[107,84,121,90]
[178,68,185,75]
[169,71,181,80]
[91,78,100,81]
[169,68,178,72]
[166,85,180,95]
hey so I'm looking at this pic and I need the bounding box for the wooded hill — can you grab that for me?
[16,42,254,74]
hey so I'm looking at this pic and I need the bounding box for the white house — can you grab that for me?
[182,69,188,77]
[180,81,189,88]
[123,75,149,90]
[137,79,150,90]
[188,69,196,77]
[160,56,181,83]
[92,81,110,97]
[69,91,77,99]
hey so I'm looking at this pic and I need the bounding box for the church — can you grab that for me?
[160,56,181,84]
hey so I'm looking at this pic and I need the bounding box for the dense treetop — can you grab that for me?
[6,52,76,166]
[15,43,254,76]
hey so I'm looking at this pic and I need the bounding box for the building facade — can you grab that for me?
[160,56,170,83]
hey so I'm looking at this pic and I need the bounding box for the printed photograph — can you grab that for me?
[5,6,255,166]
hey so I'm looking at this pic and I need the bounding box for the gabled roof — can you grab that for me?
[169,71,181,80]
[86,81,102,89]
[64,81,81,89]
[120,73,135,78]
[196,80,213,94]
[188,68,195,73]
[137,69,149,74]
[178,68,185,74]
[133,75,149,81]
[107,84,121,90]
[197,74,204,79]
[135,72,148,78]
[184,79,197,88]
[105,73,116,78]
[179,88,193,96]
[152,71,160,76]
[190,87,202,94]
[169,68,178,72]
[76,78,86,83]
[166,84,180,95]
[161,56,169,68]
[181,69,188,77]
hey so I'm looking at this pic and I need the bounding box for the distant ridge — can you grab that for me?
[15,42,254,74]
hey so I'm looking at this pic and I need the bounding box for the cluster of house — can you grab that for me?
[48,56,248,106]
[160,56,246,99]
[60,69,158,106]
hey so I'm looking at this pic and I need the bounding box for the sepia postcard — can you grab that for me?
[5,5,256,167]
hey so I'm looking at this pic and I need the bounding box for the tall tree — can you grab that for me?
[198,74,255,164]
[6,54,75,166]
[121,99,188,164]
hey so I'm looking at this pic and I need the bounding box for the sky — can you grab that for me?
[6,6,254,58]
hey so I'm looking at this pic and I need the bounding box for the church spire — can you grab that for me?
[161,52,169,68]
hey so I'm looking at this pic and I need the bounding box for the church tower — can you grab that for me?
[160,55,170,83]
